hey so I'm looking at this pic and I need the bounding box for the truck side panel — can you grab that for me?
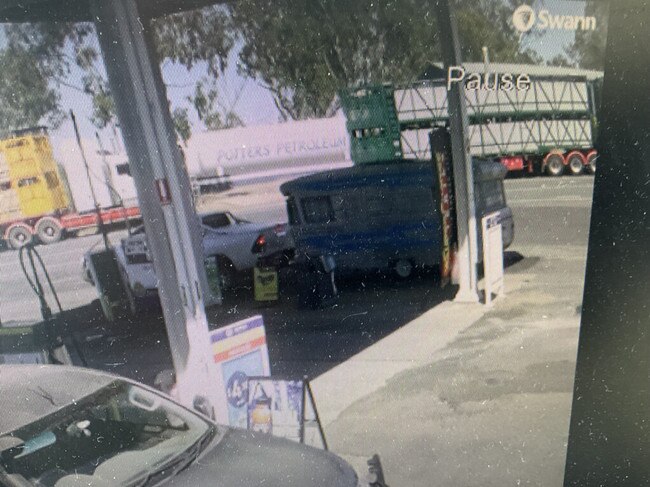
[401,119,594,160]
[0,132,70,224]
[0,152,22,224]
[395,77,592,124]
[282,163,442,273]
[341,73,600,174]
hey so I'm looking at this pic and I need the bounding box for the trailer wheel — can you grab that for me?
[545,153,565,177]
[35,217,64,244]
[7,224,33,249]
[587,152,598,174]
[567,153,585,176]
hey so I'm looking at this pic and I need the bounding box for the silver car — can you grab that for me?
[84,211,292,312]
[0,365,359,486]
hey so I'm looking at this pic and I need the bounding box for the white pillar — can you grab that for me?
[91,0,221,414]
[435,0,480,302]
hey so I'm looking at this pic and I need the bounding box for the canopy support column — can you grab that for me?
[91,0,221,416]
[436,0,480,302]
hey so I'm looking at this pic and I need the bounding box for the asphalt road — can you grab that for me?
[0,231,128,325]
[0,175,594,326]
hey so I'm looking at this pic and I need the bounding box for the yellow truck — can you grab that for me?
[0,127,140,249]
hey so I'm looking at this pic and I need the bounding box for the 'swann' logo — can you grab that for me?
[513,4,597,32]
[512,4,536,33]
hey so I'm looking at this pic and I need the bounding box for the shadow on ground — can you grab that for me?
[58,267,455,388]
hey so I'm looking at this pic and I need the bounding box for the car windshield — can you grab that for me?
[201,213,231,229]
[227,212,251,224]
[0,381,213,487]
[201,212,251,229]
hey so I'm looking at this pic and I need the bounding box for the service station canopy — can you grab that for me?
[0,0,225,22]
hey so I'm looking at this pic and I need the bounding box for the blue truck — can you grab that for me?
[280,156,513,281]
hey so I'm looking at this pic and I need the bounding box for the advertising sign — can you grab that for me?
[482,212,505,305]
[246,377,328,449]
[431,128,456,286]
[247,378,305,442]
[209,315,271,428]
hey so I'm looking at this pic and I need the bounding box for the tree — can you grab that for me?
[2,21,115,132]
[188,77,243,130]
[151,7,233,80]
[547,54,575,68]
[455,0,541,64]
[0,21,89,132]
[0,7,236,140]
[229,0,540,119]
[1,0,544,133]
[0,45,62,132]
[567,1,609,70]
[172,107,191,145]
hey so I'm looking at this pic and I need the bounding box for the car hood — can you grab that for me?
[174,428,358,487]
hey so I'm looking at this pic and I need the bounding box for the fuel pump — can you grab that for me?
[0,244,86,366]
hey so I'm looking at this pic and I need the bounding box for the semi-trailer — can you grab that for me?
[0,127,140,249]
[340,63,603,176]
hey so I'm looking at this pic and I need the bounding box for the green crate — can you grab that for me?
[340,86,403,164]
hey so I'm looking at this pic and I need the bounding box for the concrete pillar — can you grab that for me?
[435,0,480,302]
[90,0,221,415]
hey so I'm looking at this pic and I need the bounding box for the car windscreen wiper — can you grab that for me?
[132,426,217,487]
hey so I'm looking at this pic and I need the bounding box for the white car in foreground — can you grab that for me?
[85,211,292,313]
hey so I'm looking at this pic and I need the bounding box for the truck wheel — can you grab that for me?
[587,152,597,174]
[567,153,585,176]
[394,259,414,279]
[35,217,64,244]
[545,154,565,177]
[7,224,33,249]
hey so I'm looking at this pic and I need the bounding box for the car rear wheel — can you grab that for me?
[116,262,140,316]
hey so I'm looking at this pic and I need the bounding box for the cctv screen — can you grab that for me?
[0,2,630,487]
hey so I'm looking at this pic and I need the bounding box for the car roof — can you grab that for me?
[0,365,116,435]
[280,159,506,195]
[280,160,435,195]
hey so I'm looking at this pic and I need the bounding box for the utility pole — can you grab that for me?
[71,110,110,251]
[96,131,131,235]
[435,0,480,302]
[482,46,491,73]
